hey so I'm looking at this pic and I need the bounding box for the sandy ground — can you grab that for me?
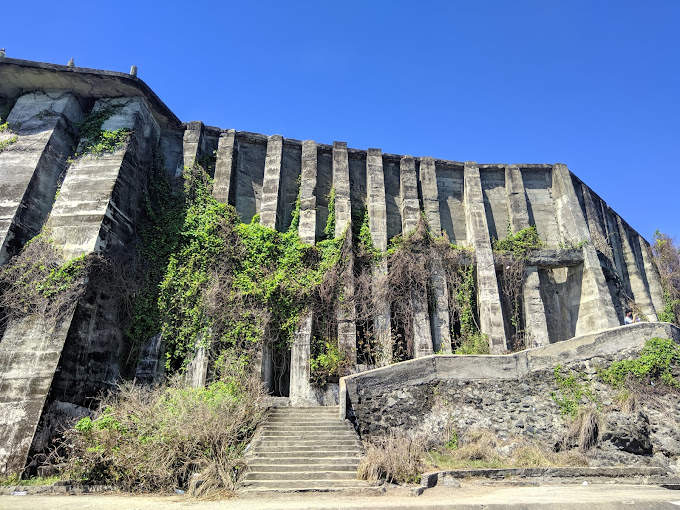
[3,483,680,510]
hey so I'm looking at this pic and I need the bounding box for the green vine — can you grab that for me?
[493,225,543,259]
[551,365,599,417]
[324,187,336,238]
[74,105,130,158]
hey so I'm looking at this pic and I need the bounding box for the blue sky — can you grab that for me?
[4,1,679,241]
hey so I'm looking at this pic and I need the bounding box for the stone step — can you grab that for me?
[247,449,362,458]
[257,429,357,438]
[253,439,361,448]
[240,480,372,491]
[247,461,360,472]
[261,423,354,431]
[243,470,359,481]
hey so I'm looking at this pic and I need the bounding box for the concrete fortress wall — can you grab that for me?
[0,58,666,474]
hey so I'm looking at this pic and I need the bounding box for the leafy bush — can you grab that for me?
[454,331,490,355]
[61,356,266,495]
[600,337,680,389]
[652,231,680,325]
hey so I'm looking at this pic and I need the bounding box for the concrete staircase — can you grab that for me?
[240,406,371,492]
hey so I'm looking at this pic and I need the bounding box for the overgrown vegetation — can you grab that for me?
[358,433,424,484]
[60,356,266,495]
[0,235,90,328]
[0,118,18,153]
[493,225,544,349]
[600,337,680,390]
[73,105,130,158]
[551,364,599,417]
[426,429,588,470]
[652,231,680,325]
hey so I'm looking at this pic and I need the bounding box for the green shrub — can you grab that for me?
[600,337,680,389]
[62,356,266,495]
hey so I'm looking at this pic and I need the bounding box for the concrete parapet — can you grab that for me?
[260,135,283,230]
[464,162,507,352]
[213,129,236,204]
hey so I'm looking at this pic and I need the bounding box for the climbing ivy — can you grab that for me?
[324,187,336,239]
[551,365,599,417]
[74,105,130,158]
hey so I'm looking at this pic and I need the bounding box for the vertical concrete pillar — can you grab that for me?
[332,142,352,237]
[289,141,318,404]
[213,129,236,205]
[639,236,665,318]
[419,157,452,353]
[0,96,160,475]
[505,165,530,232]
[505,165,549,347]
[333,142,357,366]
[464,162,507,352]
[552,163,619,333]
[259,135,284,230]
[0,91,83,264]
[299,140,317,245]
[400,156,433,357]
[289,312,313,405]
[617,217,658,321]
[181,121,205,171]
[367,149,391,364]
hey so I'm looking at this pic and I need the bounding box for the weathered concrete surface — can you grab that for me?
[260,135,283,230]
[332,142,351,238]
[289,312,314,405]
[552,164,619,335]
[0,58,181,130]
[504,164,530,232]
[0,312,75,475]
[0,95,160,475]
[0,91,83,263]
[617,216,658,321]
[213,129,236,204]
[464,162,507,352]
[46,96,160,259]
[367,149,391,365]
[298,140,317,245]
[419,157,451,353]
[400,156,433,358]
[181,121,205,171]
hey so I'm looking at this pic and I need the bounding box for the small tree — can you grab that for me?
[652,231,680,325]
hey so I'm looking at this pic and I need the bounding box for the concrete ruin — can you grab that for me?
[0,58,667,475]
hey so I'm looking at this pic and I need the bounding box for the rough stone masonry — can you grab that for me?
[0,58,668,475]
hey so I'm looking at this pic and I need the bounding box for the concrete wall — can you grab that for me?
[340,323,680,462]
[0,58,670,472]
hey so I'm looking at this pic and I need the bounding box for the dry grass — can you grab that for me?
[57,355,266,495]
[425,429,588,471]
[559,407,600,452]
[357,432,425,484]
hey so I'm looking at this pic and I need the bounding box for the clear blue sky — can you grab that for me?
[4,1,679,242]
